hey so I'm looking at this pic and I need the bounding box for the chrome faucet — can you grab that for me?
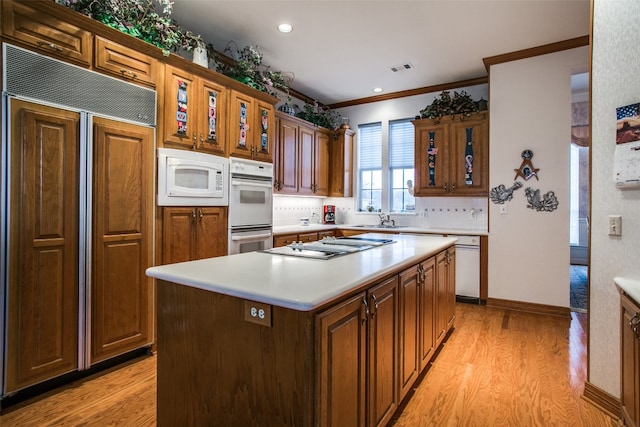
[378,213,395,227]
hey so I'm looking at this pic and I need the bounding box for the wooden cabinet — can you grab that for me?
[435,248,456,347]
[91,117,155,364]
[330,127,355,197]
[5,101,155,391]
[274,112,329,195]
[228,90,274,162]
[418,258,436,370]
[317,275,399,427]
[163,65,227,156]
[273,229,336,247]
[621,291,640,427]
[162,207,228,264]
[413,113,488,196]
[94,36,157,88]
[2,0,92,67]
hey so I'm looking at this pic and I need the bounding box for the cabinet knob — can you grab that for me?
[443,183,448,192]
[361,297,370,323]
[370,294,379,318]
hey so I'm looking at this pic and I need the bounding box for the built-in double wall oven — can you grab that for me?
[228,157,273,255]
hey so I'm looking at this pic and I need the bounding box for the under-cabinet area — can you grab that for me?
[147,234,456,426]
[616,278,640,427]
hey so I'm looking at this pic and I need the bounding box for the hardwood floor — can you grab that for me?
[0,304,618,426]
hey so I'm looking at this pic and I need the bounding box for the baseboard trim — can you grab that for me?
[486,298,571,318]
[582,381,622,422]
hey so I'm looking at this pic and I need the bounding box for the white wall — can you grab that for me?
[589,0,640,398]
[488,47,588,307]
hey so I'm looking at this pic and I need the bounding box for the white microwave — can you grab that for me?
[157,148,228,206]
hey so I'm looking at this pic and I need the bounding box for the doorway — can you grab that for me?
[569,72,589,312]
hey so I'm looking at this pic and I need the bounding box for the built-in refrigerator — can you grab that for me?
[1,44,157,398]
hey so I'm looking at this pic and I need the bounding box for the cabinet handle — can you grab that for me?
[36,41,63,52]
[443,183,448,192]
[199,134,205,148]
[198,208,203,221]
[370,294,379,318]
[451,184,456,191]
[119,68,137,79]
[630,313,640,339]
[191,209,197,221]
[361,297,370,324]
[417,265,425,283]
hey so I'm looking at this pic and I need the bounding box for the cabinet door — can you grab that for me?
[330,128,354,197]
[6,100,80,393]
[92,118,154,364]
[446,249,456,330]
[94,36,156,88]
[163,66,197,149]
[314,130,330,196]
[317,293,367,427]
[449,117,489,196]
[419,258,436,370]
[414,122,450,196]
[368,276,399,427]
[275,118,299,193]
[621,294,640,427]
[398,265,420,400]
[299,232,319,243]
[163,208,197,264]
[228,90,255,159]
[435,250,449,346]
[254,101,274,162]
[194,207,228,259]
[2,0,92,66]
[298,126,315,195]
[195,79,227,156]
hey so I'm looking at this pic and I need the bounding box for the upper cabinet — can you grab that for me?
[2,0,92,66]
[94,36,157,88]
[329,127,354,197]
[162,65,227,156]
[413,113,488,197]
[228,90,274,162]
[274,112,329,196]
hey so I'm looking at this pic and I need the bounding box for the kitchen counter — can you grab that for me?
[615,276,640,304]
[146,233,457,311]
[273,224,488,236]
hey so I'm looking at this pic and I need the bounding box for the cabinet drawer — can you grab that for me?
[274,234,298,247]
[94,36,156,87]
[2,0,92,66]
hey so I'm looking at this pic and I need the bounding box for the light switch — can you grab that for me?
[608,215,622,236]
[499,205,507,215]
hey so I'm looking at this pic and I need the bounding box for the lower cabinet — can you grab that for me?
[317,275,399,427]
[435,248,456,347]
[162,207,228,264]
[620,291,640,427]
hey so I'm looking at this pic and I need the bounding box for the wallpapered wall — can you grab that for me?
[590,0,640,398]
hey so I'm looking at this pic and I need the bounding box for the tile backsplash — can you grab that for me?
[273,195,488,232]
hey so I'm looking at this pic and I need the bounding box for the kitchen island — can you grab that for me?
[146,233,457,427]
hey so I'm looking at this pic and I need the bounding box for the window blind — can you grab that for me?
[389,119,414,168]
[358,122,382,169]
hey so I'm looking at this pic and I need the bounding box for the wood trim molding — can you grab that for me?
[582,381,622,422]
[327,76,488,110]
[482,35,590,72]
[486,298,571,318]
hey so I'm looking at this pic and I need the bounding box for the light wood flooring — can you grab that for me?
[0,303,619,426]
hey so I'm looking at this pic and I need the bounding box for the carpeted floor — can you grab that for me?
[570,265,587,312]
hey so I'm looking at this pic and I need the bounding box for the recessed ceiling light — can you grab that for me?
[278,23,293,33]
[373,87,383,93]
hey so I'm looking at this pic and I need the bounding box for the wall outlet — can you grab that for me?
[499,205,507,215]
[608,215,622,236]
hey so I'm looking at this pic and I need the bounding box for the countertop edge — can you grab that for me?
[614,276,640,305]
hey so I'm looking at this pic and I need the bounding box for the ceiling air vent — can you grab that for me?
[389,63,414,73]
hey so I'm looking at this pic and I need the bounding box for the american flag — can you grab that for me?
[616,102,640,120]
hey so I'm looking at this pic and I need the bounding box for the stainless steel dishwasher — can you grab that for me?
[454,235,481,303]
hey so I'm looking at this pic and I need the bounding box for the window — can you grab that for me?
[357,119,415,212]
[389,119,415,211]
[358,123,382,211]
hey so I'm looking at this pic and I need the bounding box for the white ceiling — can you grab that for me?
[170,0,591,105]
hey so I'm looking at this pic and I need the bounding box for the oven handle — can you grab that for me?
[231,233,273,241]
[231,180,273,188]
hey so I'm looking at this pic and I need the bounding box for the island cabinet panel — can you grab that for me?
[399,265,420,400]
[156,280,315,427]
[621,292,640,427]
[418,258,436,370]
[435,248,456,347]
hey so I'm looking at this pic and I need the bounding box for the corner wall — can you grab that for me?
[590,0,640,397]
[488,47,588,307]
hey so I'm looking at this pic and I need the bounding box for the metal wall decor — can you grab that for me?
[514,149,539,181]
[427,131,437,186]
[238,102,248,147]
[207,91,217,141]
[490,181,523,204]
[464,127,474,185]
[525,187,559,212]
[176,80,188,135]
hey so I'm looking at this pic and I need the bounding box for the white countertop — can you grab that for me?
[273,224,488,236]
[615,276,640,304]
[146,233,457,311]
